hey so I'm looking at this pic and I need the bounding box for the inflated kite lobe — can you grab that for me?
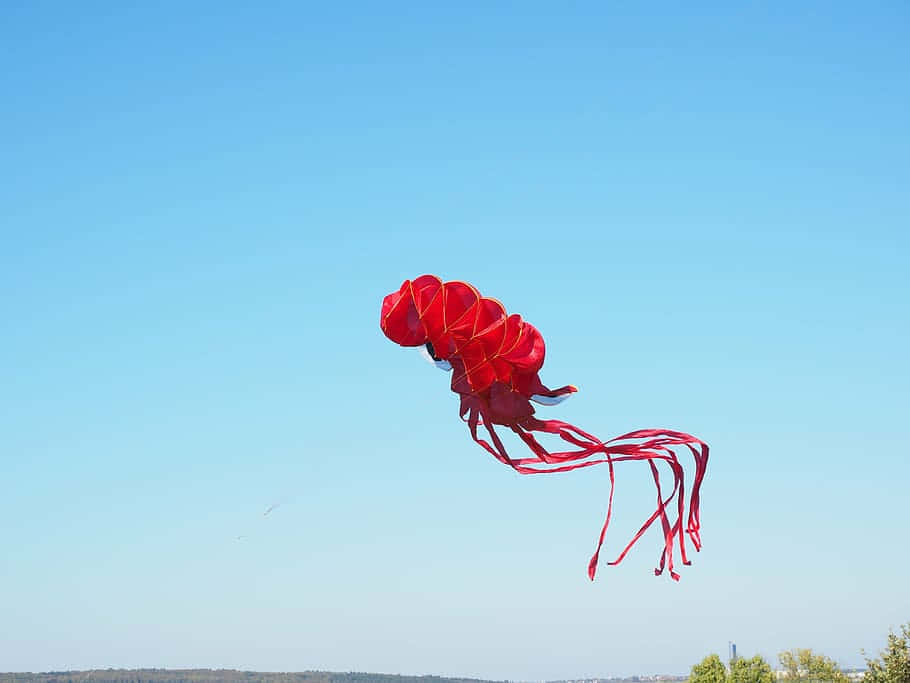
[380,275,709,581]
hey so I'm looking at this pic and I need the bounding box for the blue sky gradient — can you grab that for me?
[1,2,908,678]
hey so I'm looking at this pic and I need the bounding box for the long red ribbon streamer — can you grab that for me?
[464,400,708,581]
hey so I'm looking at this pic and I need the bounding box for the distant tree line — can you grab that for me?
[0,672,507,683]
[687,621,910,683]
[2,623,906,683]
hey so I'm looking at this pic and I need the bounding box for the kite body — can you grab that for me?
[380,275,709,581]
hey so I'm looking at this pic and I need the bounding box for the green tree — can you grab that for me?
[689,654,728,683]
[729,655,774,683]
[778,648,846,682]
[863,622,910,683]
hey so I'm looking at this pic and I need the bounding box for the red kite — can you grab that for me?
[380,275,709,581]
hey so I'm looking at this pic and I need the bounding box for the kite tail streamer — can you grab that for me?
[464,402,708,581]
[595,429,708,581]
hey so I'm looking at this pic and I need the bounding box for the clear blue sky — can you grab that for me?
[1,2,908,679]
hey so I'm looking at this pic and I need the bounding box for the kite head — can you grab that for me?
[380,274,553,388]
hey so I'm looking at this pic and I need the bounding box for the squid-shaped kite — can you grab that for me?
[380,275,709,581]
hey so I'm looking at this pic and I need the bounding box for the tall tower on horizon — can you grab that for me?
[729,642,737,663]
